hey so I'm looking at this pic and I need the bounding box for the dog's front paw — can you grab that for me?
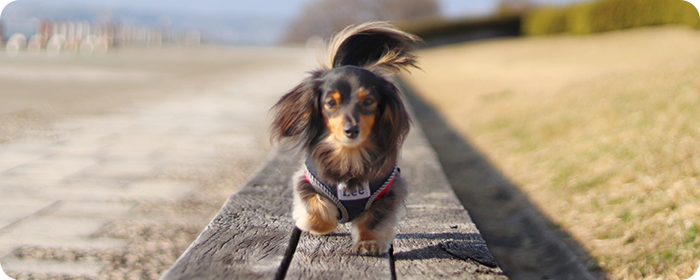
[351,240,390,255]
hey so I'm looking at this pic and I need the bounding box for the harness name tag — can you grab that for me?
[337,182,371,201]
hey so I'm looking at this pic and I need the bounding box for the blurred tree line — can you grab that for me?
[282,0,439,44]
[523,0,700,36]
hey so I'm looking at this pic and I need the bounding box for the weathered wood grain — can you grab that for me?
[160,149,301,280]
[391,103,507,279]
[286,227,392,280]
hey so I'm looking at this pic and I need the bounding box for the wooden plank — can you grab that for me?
[394,128,506,279]
[286,227,392,280]
[160,149,301,280]
[163,83,506,279]
[390,89,508,279]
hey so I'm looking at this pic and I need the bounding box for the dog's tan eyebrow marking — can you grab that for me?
[329,91,342,105]
[357,88,369,100]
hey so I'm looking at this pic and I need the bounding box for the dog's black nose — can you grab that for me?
[343,124,359,139]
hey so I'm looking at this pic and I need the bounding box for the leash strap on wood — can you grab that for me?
[274,227,397,280]
[389,243,397,280]
[274,226,302,280]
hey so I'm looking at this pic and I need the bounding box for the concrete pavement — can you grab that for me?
[0,47,315,279]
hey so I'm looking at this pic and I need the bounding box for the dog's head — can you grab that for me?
[271,66,409,151]
[320,66,407,148]
[271,22,418,154]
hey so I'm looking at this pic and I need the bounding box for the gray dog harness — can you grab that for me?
[303,159,399,223]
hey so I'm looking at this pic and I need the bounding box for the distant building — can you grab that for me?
[3,16,201,53]
[0,21,5,47]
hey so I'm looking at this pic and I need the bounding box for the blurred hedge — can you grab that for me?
[522,7,568,36]
[523,0,700,36]
[397,15,521,42]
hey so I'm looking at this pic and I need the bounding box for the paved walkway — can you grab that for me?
[0,47,315,279]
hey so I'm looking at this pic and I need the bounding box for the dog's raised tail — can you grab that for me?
[323,22,421,76]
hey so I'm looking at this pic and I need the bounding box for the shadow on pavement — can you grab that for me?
[399,80,606,280]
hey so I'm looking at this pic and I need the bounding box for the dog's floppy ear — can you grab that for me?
[375,81,411,151]
[271,71,323,148]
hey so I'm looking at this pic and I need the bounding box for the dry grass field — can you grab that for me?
[403,26,700,279]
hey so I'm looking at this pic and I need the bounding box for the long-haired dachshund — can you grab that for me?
[270,22,420,255]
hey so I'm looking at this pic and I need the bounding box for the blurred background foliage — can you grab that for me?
[281,0,440,44]
[282,0,526,46]
[523,0,700,36]
[282,0,700,46]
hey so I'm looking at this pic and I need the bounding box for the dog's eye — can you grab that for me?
[363,98,375,106]
[325,100,337,108]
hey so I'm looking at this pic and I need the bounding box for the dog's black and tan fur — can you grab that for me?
[270,22,420,255]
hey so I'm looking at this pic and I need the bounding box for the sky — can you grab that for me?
[0,0,583,45]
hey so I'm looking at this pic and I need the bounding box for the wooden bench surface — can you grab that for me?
[161,105,507,279]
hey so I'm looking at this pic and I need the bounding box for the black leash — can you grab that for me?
[389,244,397,280]
[274,226,302,280]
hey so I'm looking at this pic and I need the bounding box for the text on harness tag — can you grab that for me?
[337,182,371,201]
